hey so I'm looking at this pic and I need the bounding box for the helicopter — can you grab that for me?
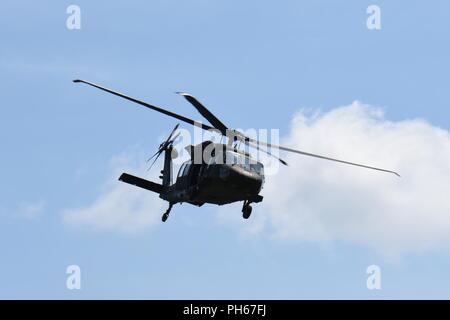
[73,79,400,222]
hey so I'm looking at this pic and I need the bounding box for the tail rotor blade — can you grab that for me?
[147,152,162,171]
[166,124,180,143]
[147,149,161,163]
[170,132,181,145]
[158,124,180,153]
[147,124,180,171]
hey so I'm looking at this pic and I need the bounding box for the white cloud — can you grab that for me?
[63,150,165,234]
[245,101,450,256]
[62,102,450,256]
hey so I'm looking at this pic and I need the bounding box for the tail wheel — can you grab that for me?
[242,204,252,219]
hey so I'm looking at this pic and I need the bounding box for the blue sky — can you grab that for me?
[1,0,450,299]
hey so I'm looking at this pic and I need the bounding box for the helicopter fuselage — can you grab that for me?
[163,162,264,206]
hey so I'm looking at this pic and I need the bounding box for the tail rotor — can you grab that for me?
[147,124,180,171]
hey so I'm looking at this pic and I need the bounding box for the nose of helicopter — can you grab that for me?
[225,165,263,193]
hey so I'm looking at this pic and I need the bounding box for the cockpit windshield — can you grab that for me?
[225,151,246,166]
[249,162,264,175]
[208,151,264,175]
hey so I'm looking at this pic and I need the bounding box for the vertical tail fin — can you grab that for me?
[161,145,173,187]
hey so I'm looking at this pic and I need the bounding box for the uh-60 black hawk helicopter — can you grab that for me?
[73,79,400,222]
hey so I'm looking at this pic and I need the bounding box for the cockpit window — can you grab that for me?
[224,151,246,165]
[249,162,264,175]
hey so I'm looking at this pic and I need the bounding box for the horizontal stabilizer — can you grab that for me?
[119,173,164,194]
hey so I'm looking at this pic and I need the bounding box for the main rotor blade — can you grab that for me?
[74,79,398,176]
[73,79,215,131]
[247,141,288,166]
[245,137,400,177]
[176,92,228,135]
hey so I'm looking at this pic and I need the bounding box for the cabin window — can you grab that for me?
[183,163,191,176]
[177,161,192,177]
[177,164,186,178]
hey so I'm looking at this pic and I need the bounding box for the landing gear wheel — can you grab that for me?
[161,203,174,222]
[242,204,252,219]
